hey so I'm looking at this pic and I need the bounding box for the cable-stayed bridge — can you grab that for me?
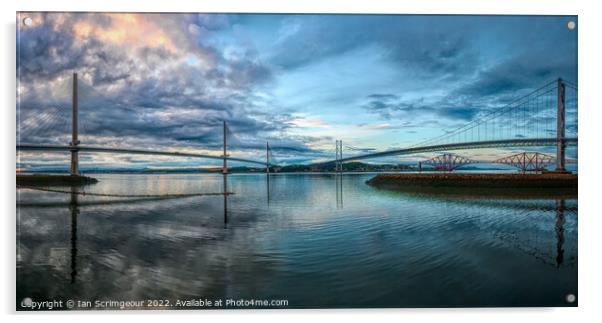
[16,74,577,174]
[17,73,279,174]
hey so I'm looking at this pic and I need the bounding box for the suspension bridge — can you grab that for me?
[332,78,577,173]
[16,74,577,175]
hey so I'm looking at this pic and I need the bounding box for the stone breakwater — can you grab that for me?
[17,174,98,186]
[366,173,577,198]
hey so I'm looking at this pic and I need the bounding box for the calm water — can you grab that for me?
[17,173,577,308]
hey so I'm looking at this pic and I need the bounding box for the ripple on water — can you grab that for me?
[17,174,578,307]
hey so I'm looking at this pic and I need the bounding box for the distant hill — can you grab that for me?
[279,161,415,172]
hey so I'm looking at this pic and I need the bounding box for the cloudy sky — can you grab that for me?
[16,13,577,170]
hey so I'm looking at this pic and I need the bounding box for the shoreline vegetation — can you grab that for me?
[366,173,577,198]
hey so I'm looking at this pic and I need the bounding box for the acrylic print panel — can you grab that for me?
[16,12,578,310]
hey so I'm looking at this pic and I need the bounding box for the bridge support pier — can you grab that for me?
[556,78,566,172]
[70,73,79,176]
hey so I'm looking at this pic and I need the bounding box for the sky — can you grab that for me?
[16,13,578,171]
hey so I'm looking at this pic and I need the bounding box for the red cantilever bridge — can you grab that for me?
[418,152,577,172]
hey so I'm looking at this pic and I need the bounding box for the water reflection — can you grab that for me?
[266,173,271,205]
[365,180,576,270]
[335,174,343,209]
[556,199,565,268]
[60,177,574,289]
[17,173,577,308]
[69,188,78,284]
[59,177,236,285]
[223,174,228,225]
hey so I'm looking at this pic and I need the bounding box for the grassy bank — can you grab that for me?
[17,174,98,186]
[366,173,577,198]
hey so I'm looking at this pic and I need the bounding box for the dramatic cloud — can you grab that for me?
[362,94,477,122]
[16,13,577,169]
[17,13,311,163]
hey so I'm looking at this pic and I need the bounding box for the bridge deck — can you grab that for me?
[16,145,269,166]
[17,137,578,167]
[330,138,578,164]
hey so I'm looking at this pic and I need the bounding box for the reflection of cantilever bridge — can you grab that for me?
[17,74,577,173]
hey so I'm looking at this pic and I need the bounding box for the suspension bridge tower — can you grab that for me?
[69,73,80,176]
[335,140,343,172]
[556,78,567,172]
[266,141,270,174]
[222,120,228,174]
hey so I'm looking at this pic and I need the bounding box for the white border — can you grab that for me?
[2,0,601,322]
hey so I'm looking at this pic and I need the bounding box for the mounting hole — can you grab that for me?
[566,293,576,303]
[567,21,576,30]
[21,297,33,307]
[22,17,32,26]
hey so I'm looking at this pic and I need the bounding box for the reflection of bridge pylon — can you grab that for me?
[555,199,565,268]
[334,140,343,207]
[68,187,79,284]
[335,173,343,209]
[492,199,574,269]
